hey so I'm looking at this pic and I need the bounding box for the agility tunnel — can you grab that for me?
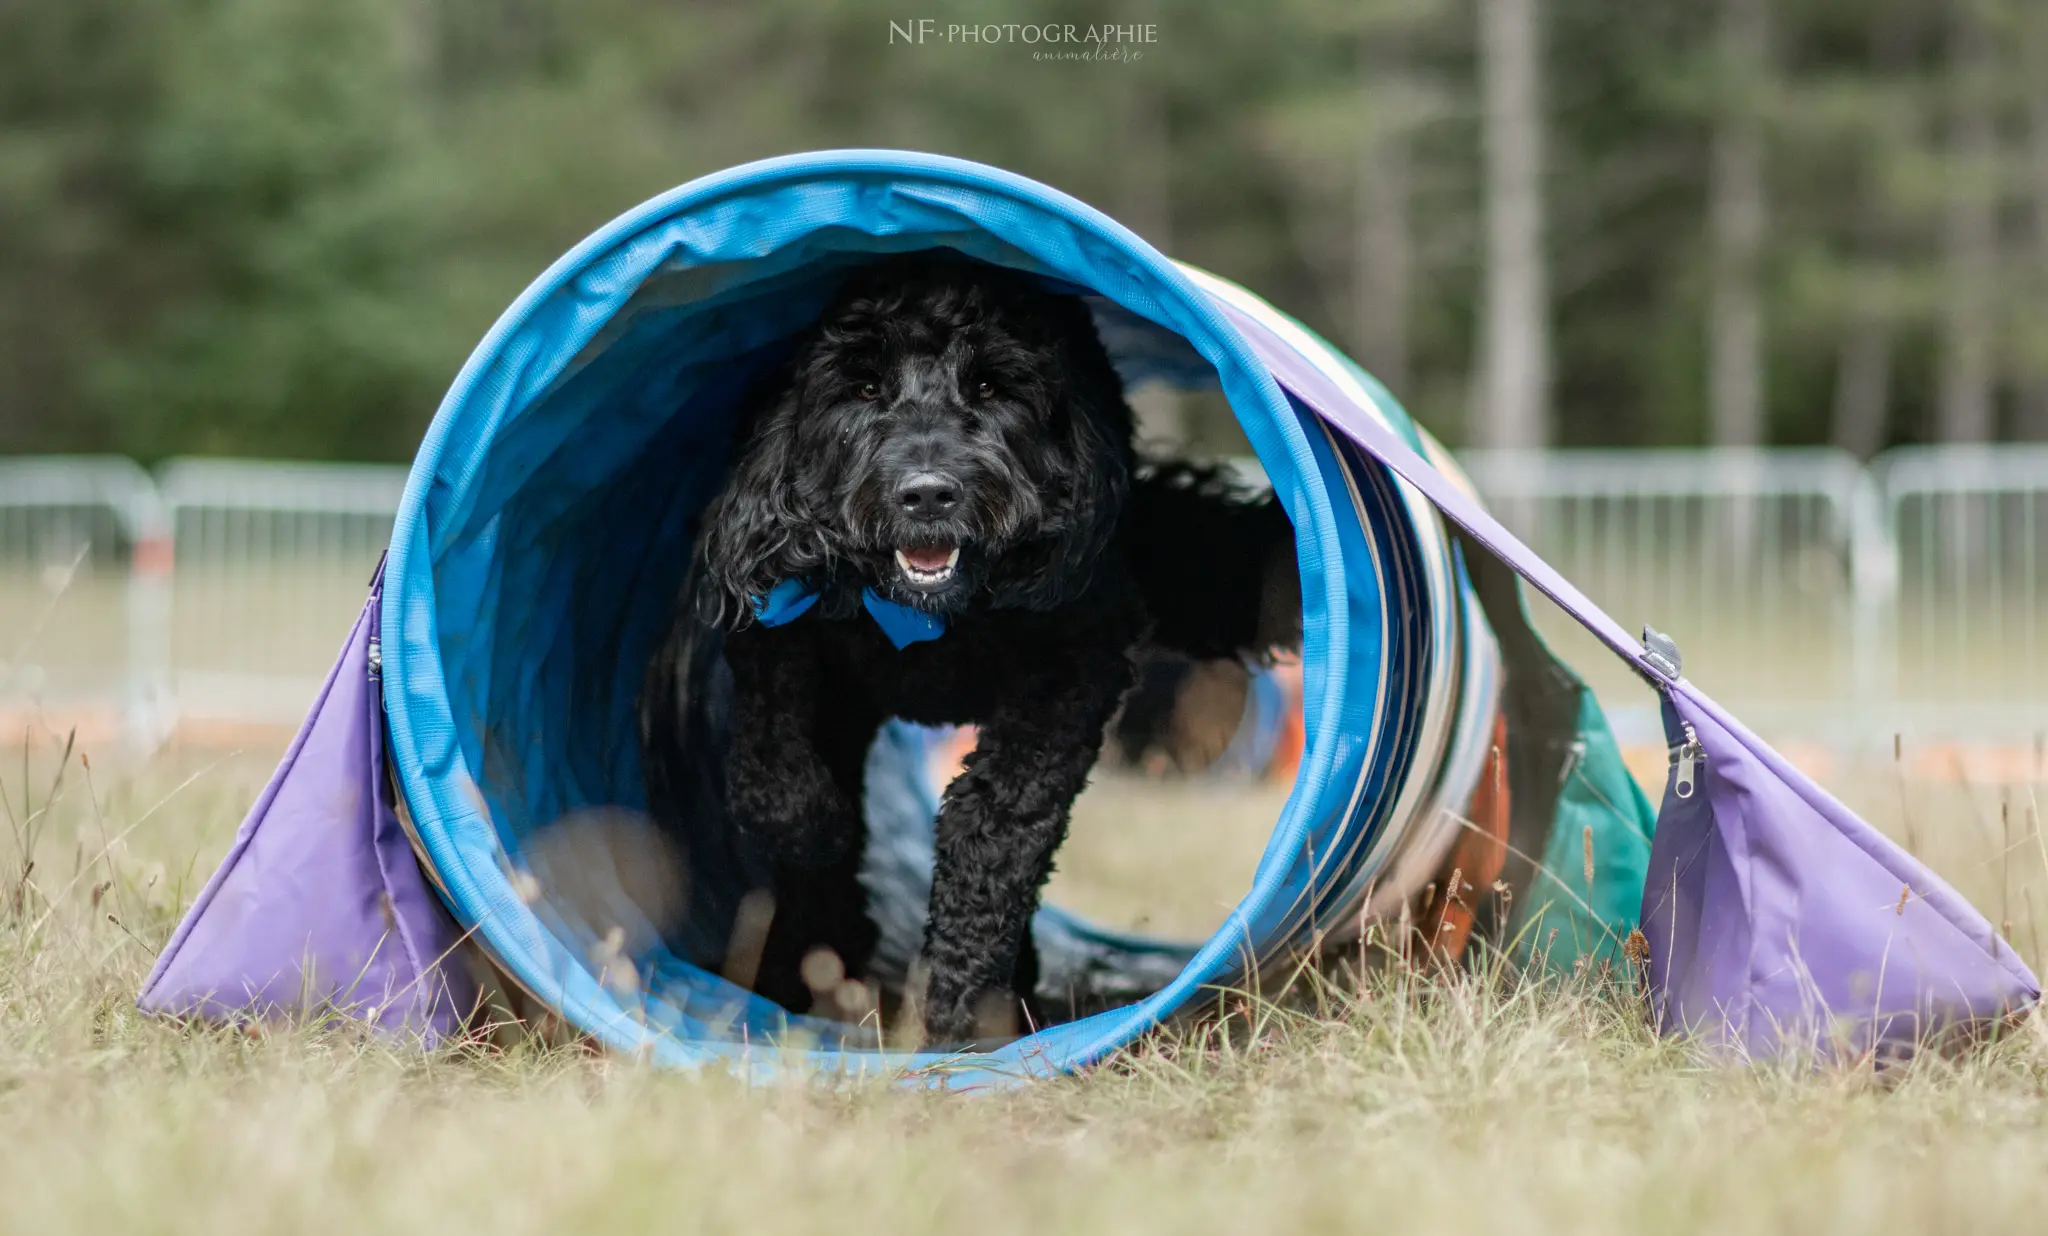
[141,152,2039,1082]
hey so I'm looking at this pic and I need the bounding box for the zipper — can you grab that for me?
[1670,722,1703,800]
[367,636,382,681]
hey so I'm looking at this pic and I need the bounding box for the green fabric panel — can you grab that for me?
[1513,688,1658,971]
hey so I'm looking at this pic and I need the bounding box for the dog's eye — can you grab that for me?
[857,381,881,402]
[973,380,996,401]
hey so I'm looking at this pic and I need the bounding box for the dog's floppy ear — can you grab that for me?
[1036,295,1136,595]
[694,383,828,630]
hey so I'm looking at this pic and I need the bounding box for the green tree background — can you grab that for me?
[3,0,2046,462]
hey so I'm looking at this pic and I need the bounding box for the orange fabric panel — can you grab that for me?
[1415,712,1511,964]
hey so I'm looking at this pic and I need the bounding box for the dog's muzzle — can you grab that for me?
[892,471,966,591]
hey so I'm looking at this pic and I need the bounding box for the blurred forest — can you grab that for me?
[4,0,2048,461]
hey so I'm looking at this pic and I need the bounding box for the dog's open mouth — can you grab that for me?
[893,543,961,590]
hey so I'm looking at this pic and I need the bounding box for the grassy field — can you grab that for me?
[2,729,2046,1236]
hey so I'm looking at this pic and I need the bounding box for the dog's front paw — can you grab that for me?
[920,996,979,1048]
[919,981,1030,1050]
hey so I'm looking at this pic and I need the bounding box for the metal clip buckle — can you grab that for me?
[1641,625,1683,681]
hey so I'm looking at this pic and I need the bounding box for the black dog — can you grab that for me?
[641,254,1295,1045]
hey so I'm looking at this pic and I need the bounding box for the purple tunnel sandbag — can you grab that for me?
[139,569,478,1041]
[1644,692,2038,1055]
[1228,300,2042,1056]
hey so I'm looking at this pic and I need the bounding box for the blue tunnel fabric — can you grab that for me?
[379,151,1490,1084]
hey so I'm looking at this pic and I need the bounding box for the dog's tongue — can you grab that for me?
[899,544,955,571]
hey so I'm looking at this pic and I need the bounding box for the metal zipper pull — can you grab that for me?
[1671,722,1703,800]
[1557,737,1586,788]
[367,636,382,680]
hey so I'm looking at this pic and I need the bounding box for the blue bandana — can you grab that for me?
[750,577,947,649]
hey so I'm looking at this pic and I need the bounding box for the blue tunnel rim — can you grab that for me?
[381,149,1365,1083]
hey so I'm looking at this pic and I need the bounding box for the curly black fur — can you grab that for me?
[641,253,1297,1046]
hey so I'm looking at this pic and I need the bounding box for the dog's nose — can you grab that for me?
[895,472,961,519]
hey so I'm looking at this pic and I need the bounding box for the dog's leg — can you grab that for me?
[722,624,882,1017]
[754,853,877,1018]
[919,655,1130,1045]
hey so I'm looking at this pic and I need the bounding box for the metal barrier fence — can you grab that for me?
[2,447,2044,748]
[158,458,407,728]
[0,456,166,743]
[0,456,401,745]
[1880,445,2048,734]
[1457,449,1901,741]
